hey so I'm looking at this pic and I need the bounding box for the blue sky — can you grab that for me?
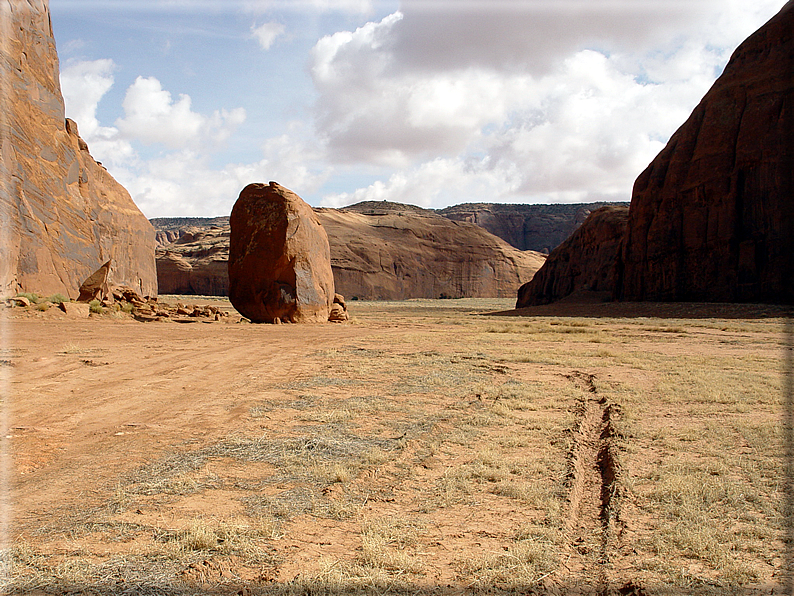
[50,0,788,218]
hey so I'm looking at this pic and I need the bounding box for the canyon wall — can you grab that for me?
[616,0,794,303]
[0,0,156,299]
[153,202,545,300]
[516,205,628,307]
[438,202,624,253]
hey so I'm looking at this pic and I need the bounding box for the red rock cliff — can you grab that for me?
[516,205,628,307]
[616,1,794,303]
[0,0,157,298]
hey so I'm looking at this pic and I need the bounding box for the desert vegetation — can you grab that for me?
[2,298,786,594]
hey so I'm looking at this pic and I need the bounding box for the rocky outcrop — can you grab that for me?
[516,206,628,307]
[616,1,794,303]
[438,202,624,253]
[0,0,156,299]
[228,182,334,323]
[153,204,545,301]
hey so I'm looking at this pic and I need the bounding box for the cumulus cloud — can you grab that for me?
[310,0,787,206]
[251,21,285,49]
[122,129,331,217]
[321,157,520,208]
[115,76,246,149]
[60,58,138,168]
[60,58,116,138]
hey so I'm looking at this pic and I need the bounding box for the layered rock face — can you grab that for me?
[156,226,230,296]
[616,1,794,303]
[228,182,334,323]
[438,202,624,253]
[516,205,628,307]
[154,203,545,300]
[0,1,156,299]
[319,203,545,300]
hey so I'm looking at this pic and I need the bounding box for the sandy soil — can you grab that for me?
[0,297,787,594]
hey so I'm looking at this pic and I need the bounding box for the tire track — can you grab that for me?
[560,371,626,595]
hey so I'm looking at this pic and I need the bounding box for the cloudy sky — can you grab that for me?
[52,0,787,218]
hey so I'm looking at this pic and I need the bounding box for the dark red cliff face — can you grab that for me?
[615,1,794,303]
[516,205,628,307]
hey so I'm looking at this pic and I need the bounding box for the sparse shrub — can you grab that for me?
[47,293,69,304]
[35,302,50,312]
[120,302,134,313]
[16,292,41,304]
[88,299,104,314]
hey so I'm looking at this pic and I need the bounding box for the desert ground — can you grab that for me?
[0,297,788,595]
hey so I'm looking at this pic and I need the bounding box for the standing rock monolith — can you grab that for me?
[228,182,334,323]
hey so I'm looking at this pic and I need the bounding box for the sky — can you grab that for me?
[51,0,788,219]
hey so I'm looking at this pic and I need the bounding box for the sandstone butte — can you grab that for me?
[228,182,335,323]
[518,1,794,307]
[153,203,546,301]
[516,205,628,307]
[616,0,794,303]
[0,0,156,299]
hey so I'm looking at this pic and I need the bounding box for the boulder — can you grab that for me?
[58,301,90,318]
[615,1,794,303]
[328,293,349,322]
[0,1,156,300]
[516,205,628,307]
[77,260,111,302]
[228,182,335,323]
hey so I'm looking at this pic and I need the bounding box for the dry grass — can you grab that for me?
[9,297,787,594]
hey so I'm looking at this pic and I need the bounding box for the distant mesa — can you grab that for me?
[439,202,624,254]
[153,199,546,301]
[0,1,156,299]
[518,1,794,307]
[228,182,335,323]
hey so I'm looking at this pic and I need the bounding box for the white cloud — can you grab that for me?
[115,76,246,149]
[121,129,331,217]
[57,0,789,218]
[60,58,138,168]
[60,58,116,138]
[309,0,788,207]
[251,21,285,49]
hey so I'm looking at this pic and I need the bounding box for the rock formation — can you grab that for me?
[77,260,112,302]
[153,203,545,301]
[438,202,624,253]
[228,182,334,323]
[328,293,349,322]
[0,0,156,299]
[319,203,545,300]
[516,205,628,307]
[615,1,794,303]
[156,226,230,296]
